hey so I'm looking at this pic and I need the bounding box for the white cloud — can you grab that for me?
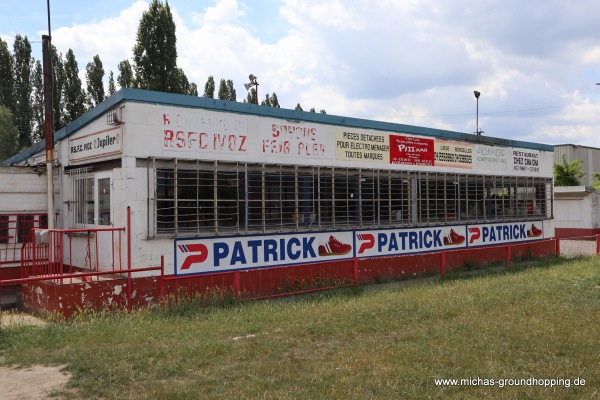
[5,0,600,147]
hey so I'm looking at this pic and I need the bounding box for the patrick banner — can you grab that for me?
[174,221,544,275]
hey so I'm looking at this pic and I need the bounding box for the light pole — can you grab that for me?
[244,74,259,104]
[474,90,483,135]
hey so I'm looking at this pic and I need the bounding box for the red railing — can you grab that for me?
[0,213,48,268]
[20,226,126,282]
[1,207,165,314]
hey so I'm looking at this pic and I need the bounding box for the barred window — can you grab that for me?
[151,159,553,237]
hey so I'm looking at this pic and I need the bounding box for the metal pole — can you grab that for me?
[42,35,54,229]
[476,98,479,135]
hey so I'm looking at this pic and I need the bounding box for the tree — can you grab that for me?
[31,60,44,142]
[117,60,135,89]
[554,154,583,186]
[591,172,600,190]
[0,106,18,161]
[62,49,87,124]
[217,79,227,100]
[107,71,116,96]
[309,107,315,113]
[12,34,33,149]
[0,38,14,110]
[270,93,280,108]
[295,103,303,111]
[176,68,190,95]
[188,82,198,97]
[225,79,236,101]
[247,88,257,105]
[261,94,272,107]
[50,45,65,131]
[86,55,105,107]
[203,76,215,98]
[133,0,179,93]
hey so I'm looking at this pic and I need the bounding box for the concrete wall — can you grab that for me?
[0,166,47,213]
[554,186,600,237]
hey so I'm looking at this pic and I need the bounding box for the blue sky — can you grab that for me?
[3,0,600,148]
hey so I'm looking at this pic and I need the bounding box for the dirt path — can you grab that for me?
[1,314,71,399]
[0,364,71,400]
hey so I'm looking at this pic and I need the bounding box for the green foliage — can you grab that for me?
[31,60,44,142]
[50,45,64,132]
[0,38,14,110]
[188,82,198,97]
[553,154,583,186]
[86,54,106,106]
[117,59,135,89]
[62,49,87,125]
[591,172,600,189]
[217,78,228,100]
[12,35,33,149]
[246,88,257,104]
[203,76,215,98]
[295,103,303,111]
[107,71,116,96]
[0,106,18,161]
[133,0,180,93]
[225,79,236,101]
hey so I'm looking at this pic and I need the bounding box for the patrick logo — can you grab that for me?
[468,227,481,244]
[356,233,375,254]
[178,243,208,270]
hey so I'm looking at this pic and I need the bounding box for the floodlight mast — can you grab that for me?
[244,74,259,104]
[474,90,483,136]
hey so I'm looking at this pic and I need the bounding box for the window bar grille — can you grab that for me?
[174,158,178,237]
[213,160,218,235]
[295,165,299,231]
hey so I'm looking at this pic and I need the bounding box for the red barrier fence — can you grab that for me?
[1,232,597,317]
[0,213,48,268]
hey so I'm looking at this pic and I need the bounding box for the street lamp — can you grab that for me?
[474,90,483,135]
[244,74,259,104]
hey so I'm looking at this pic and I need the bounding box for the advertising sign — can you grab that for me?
[434,140,473,169]
[175,231,354,275]
[161,112,249,155]
[260,119,328,159]
[474,145,508,171]
[355,225,467,258]
[389,135,435,166]
[175,220,545,274]
[466,221,543,247]
[511,149,541,174]
[335,129,389,163]
[69,127,122,163]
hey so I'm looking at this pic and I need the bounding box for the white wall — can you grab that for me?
[0,166,47,213]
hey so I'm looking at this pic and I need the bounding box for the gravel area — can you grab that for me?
[559,239,598,257]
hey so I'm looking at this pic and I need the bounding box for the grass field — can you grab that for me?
[1,256,599,399]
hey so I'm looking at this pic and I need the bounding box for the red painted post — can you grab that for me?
[127,206,132,312]
[440,250,446,277]
[506,245,511,267]
[234,270,241,298]
[596,234,600,255]
[353,257,359,286]
[160,255,165,307]
[555,238,560,257]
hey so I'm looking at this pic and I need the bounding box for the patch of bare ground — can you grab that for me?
[0,364,71,400]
